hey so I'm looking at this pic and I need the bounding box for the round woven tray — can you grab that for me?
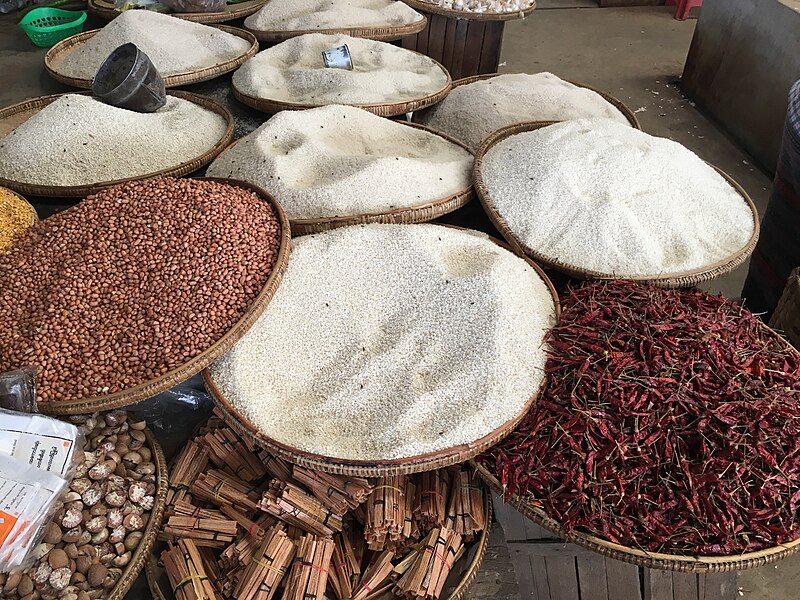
[109,426,170,600]
[0,185,38,227]
[416,72,641,130]
[401,0,535,21]
[473,121,761,288]
[204,226,560,477]
[0,91,234,198]
[245,14,427,43]
[214,121,474,236]
[232,53,452,117]
[472,462,800,574]
[145,480,492,600]
[33,177,291,415]
[45,25,258,89]
[87,0,268,23]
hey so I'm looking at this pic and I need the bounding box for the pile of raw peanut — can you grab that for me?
[0,411,160,600]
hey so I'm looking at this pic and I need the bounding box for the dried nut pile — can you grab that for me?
[0,187,36,250]
[0,177,283,403]
[0,411,160,600]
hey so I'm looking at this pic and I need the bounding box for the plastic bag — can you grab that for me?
[0,409,82,480]
[160,0,225,13]
[0,454,68,572]
[0,367,37,413]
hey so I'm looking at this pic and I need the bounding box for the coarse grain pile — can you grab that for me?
[415,0,533,14]
[232,33,449,106]
[206,105,472,220]
[0,411,162,600]
[245,0,424,32]
[157,414,487,600]
[479,281,800,555]
[0,177,282,403]
[0,187,35,250]
[0,95,227,187]
[418,72,631,151]
[209,223,556,461]
[50,10,250,80]
[479,119,755,278]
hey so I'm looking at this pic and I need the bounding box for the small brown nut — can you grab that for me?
[105,411,127,427]
[122,514,143,531]
[107,509,123,528]
[111,552,131,568]
[18,574,34,596]
[62,526,83,544]
[137,447,152,463]
[121,452,142,466]
[85,517,107,534]
[62,509,82,530]
[71,572,87,585]
[105,475,126,490]
[129,420,145,431]
[75,556,92,574]
[128,482,146,503]
[104,490,126,508]
[113,542,125,555]
[77,529,92,547]
[90,529,109,544]
[134,462,154,476]
[49,567,72,591]
[89,504,108,517]
[87,564,107,588]
[138,495,155,511]
[109,526,126,544]
[43,522,62,545]
[63,491,82,503]
[74,463,89,479]
[128,439,143,451]
[81,488,102,507]
[81,509,92,524]
[106,451,121,464]
[130,431,146,444]
[78,592,92,600]
[115,463,128,477]
[64,543,80,560]
[88,461,115,481]
[33,542,54,560]
[62,593,78,600]
[70,478,91,494]
[114,443,129,456]
[67,501,85,513]
[82,451,97,468]
[123,532,143,551]
[95,441,115,456]
[3,571,21,592]
[33,562,52,584]
[48,548,69,569]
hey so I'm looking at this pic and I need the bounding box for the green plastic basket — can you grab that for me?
[19,8,87,48]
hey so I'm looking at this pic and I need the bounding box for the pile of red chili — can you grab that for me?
[479,280,800,555]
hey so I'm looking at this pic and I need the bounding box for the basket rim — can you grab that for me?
[87,0,269,24]
[213,120,475,234]
[31,177,292,415]
[20,8,87,29]
[438,72,641,130]
[203,224,561,477]
[45,25,258,89]
[145,468,492,600]
[401,0,536,21]
[471,461,800,573]
[108,426,169,600]
[243,12,427,42]
[0,186,38,228]
[0,90,235,198]
[472,120,761,288]
[231,44,453,117]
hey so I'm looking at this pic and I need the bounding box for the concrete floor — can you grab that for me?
[0,3,795,600]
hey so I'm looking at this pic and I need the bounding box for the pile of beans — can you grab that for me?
[0,411,160,600]
[0,187,36,250]
[479,281,800,555]
[0,177,283,403]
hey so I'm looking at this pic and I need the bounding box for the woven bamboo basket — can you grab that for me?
[245,14,428,43]
[231,53,452,117]
[145,479,492,600]
[770,267,800,350]
[415,72,641,130]
[0,91,234,198]
[473,121,761,288]
[87,0,268,23]
[34,178,291,415]
[212,122,474,236]
[473,462,800,574]
[45,25,258,89]
[203,225,560,477]
[402,0,536,21]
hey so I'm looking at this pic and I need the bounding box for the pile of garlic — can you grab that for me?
[423,0,533,14]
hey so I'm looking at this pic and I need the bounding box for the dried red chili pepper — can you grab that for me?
[478,280,800,555]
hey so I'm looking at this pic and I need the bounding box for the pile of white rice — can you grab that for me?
[245,0,424,32]
[418,72,631,150]
[206,105,472,220]
[0,95,227,186]
[50,11,251,80]
[479,119,756,278]
[209,224,556,461]
[232,33,449,105]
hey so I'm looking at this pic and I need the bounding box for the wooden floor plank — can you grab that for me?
[700,573,737,600]
[605,559,642,600]
[672,573,700,600]
[545,556,580,600]
[577,554,609,600]
[531,555,551,600]
[643,568,673,600]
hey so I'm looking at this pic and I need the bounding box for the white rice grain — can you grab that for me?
[245,0,423,32]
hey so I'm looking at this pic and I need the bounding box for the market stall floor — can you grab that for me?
[0,3,794,600]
